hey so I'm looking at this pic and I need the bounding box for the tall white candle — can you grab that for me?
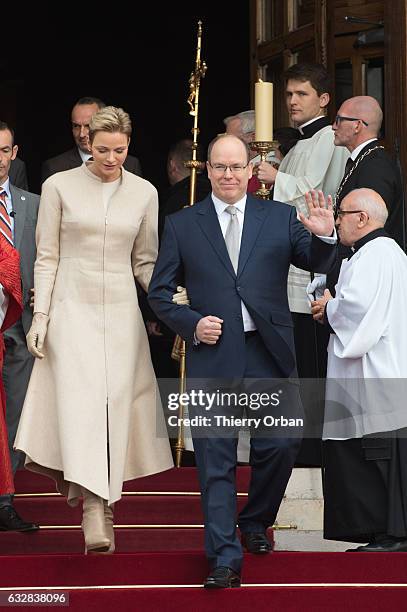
[255,81,273,141]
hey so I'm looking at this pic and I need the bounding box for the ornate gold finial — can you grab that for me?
[187,20,207,116]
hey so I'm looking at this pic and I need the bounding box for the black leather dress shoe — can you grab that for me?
[241,532,273,554]
[204,566,241,589]
[0,506,40,532]
[350,539,407,552]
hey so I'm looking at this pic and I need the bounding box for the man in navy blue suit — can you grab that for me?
[148,134,336,588]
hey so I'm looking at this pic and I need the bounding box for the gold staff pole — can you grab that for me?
[172,20,207,468]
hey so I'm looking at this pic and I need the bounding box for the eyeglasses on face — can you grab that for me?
[335,209,366,220]
[208,163,249,174]
[334,115,369,127]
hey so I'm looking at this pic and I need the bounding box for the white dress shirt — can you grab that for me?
[350,138,377,161]
[78,148,92,163]
[212,193,256,332]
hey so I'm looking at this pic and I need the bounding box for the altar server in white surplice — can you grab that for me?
[257,62,349,465]
[311,187,407,552]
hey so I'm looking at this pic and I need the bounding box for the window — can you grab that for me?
[335,62,353,110]
[257,0,284,41]
[291,0,315,31]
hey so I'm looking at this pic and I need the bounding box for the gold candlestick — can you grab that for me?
[250,140,279,200]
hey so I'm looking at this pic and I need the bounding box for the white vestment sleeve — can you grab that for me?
[326,250,391,359]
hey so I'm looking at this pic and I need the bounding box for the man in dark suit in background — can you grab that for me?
[327,95,404,292]
[9,158,29,191]
[159,138,210,236]
[0,121,39,532]
[148,134,336,588]
[147,139,210,378]
[41,97,142,182]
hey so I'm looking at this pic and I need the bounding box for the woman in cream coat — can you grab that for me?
[15,107,173,553]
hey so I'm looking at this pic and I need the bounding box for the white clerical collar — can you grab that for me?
[212,193,247,217]
[298,115,325,135]
[0,178,10,198]
[350,138,377,161]
[78,147,92,162]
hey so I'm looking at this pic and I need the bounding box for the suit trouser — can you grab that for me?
[2,321,33,480]
[191,333,302,572]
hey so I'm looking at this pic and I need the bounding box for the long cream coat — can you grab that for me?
[15,164,173,505]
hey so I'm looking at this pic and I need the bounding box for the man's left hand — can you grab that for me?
[299,190,335,237]
[311,289,333,322]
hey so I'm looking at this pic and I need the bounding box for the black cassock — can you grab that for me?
[323,428,407,542]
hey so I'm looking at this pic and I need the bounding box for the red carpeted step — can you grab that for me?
[0,551,406,587]
[64,587,407,612]
[13,495,247,526]
[14,467,252,494]
[0,526,274,555]
[0,529,205,555]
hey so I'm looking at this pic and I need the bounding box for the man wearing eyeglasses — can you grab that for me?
[327,95,403,296]
[332,95,402,245]
[148,134,337,587]
[311,187,407,552]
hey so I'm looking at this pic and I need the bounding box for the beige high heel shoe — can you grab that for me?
[103,501,115,554]
[81,487,111,553]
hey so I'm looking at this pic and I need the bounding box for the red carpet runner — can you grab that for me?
[0,467,406,610]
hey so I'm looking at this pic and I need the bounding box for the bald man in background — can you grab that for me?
[224,110,264,194]
[312,188,407,552]
[327,95,404,293]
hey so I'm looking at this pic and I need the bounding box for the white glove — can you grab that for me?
[26,312,50,359]
[306,275,326,303]
[172,286,190,306]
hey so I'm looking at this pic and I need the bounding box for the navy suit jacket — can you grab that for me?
[148,194,335,379]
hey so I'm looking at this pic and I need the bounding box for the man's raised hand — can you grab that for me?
[299,190,335,237]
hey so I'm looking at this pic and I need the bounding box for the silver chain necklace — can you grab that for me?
[334,145,385,208]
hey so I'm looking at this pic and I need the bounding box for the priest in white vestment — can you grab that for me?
[311,187,407,551]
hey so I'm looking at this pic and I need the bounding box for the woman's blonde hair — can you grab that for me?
[89,106,132,143]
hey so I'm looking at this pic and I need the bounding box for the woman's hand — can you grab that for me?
[26,312,50,359]
[172,286,190,306]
